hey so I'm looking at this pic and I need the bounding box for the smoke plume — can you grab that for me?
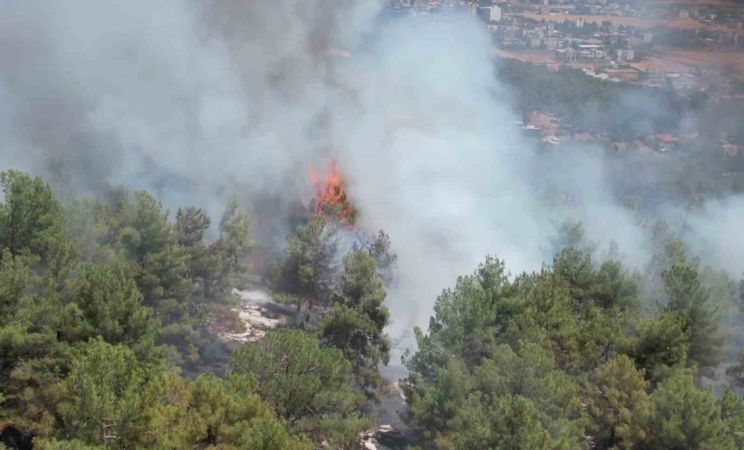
[1,0,742,354]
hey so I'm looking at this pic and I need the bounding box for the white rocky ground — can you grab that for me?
[220,289,417,449]
[361,424,394,450]
[220,289,295,343]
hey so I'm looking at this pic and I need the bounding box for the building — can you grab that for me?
[605,67,641,82]
[545,36,560,49]
[477,5,501,23]
[645,68,666,85]
[556,47,577,61]
[489,5,502,22]
[614,47,635,62]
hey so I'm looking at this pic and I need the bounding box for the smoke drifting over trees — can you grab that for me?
[0,0,742,345]
[3,1,744,449]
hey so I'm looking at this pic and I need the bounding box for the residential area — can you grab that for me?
[388,0,744,154]
[388,0,743,93]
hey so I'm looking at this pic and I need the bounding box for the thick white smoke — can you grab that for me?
[685,196,744,278]
[0,0,741,355]
[326,14,660,336]
[329,16,550,333]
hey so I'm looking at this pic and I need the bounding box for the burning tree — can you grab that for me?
[308,160,356,225]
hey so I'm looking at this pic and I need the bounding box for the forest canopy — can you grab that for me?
[1,169,743,449]
[0,170,390,449]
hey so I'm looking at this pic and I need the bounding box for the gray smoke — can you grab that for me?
[685,196,744,278]
[0,0,741,354]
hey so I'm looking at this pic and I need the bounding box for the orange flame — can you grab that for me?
[308,160,356,224]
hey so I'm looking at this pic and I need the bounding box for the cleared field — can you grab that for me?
[492,48,615,72]
[493,46,744,83]
[643,0,740,5]
[657,46,744,73]
[492,48,556,64]
[507,12,734,32]
[630,57,692,73]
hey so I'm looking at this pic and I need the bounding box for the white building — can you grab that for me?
[489,5,502,22]
[477,5,501,23]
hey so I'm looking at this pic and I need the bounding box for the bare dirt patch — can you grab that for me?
[507,12,733,32]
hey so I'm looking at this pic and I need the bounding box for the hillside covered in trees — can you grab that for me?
[0,170,392,449]
[1,2,744,449]
[1,169,744,449]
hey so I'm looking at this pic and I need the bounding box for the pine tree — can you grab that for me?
[319,250,390,397]
[662,263,725,377]
[231,329,365,447]
[585,355,650,449]
[645,370,734,449]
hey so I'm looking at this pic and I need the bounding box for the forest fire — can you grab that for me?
[308,160,356,224]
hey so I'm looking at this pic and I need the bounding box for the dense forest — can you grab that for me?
[496,59,694,138]
[403,234,744,449]
[0,169,392,449]
[496,58,744,145]
[3,0,744,448]
[1,168,744,449]
[497,58,744,221]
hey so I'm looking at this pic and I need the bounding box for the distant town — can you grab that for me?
[386,0,743,95]
[386,0,744,153]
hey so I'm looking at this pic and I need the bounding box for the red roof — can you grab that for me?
[654,133,678,143]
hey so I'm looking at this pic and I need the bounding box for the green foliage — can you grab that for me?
[35,438,104,450]
[46,340,309,450]
[646,230,690,284]
[237,416,311,450]
[140,371,308,450]
[403,256,593,448]
[198,200,255,333]
[412,256,512,368]
[0,170,64,261]
[496,59,692,138]
[476,343,581,430]
[0,171,77,296]
[232,329,365,447]
[645,370,734,449]
[509,269,583,371]
[217,198,255,282]
[2,169,739,450]
[442,393,553,450]
[63,265,159,361]
[319,249,390,397]
[65,191,255,365]
[593,260,642,311]
[0,323,62,436]
[175,206,211,248]
[354,230,398,283]
[551,220,598,256]
[0,170,351,449]
[726,348,744,388]
[719,387,744,449]
[585,355,650,449]
[271,214,338,309]
[404,250,738,449]
[58,339,149,447]
[629,312,689,384]
[0,250,33,322]
[186,373,266,446]
[89,191,197,362]
[662,263,726,376]
[405,342,583,449]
